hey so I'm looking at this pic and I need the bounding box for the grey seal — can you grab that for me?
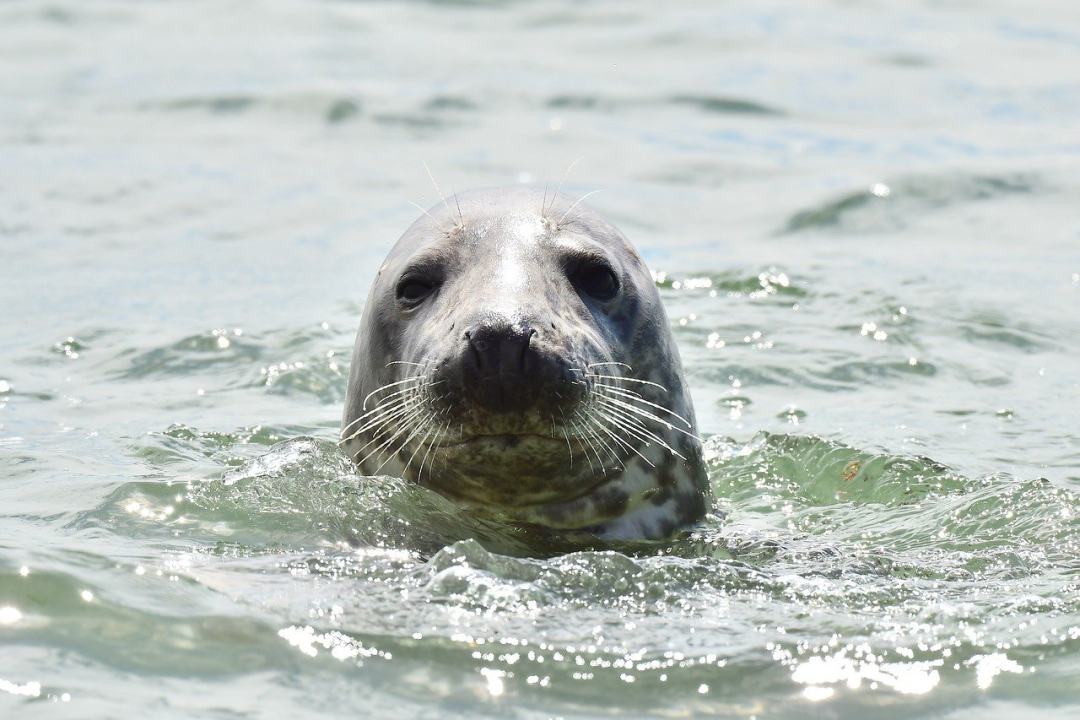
[341,186,708,540]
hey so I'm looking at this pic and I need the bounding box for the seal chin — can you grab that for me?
[425,432,608,508]
[442,433,573,450]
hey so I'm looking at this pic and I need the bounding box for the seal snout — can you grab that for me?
[428,312,576,416]
[459,317,546,413]
[464,320,536,379]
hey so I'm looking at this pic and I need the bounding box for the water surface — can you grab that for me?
[2,1,1080,717]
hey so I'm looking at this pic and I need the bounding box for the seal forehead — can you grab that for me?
[472,210,546,256]
[389,186,640,268]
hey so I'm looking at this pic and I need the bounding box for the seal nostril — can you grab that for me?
[520,328,537,371]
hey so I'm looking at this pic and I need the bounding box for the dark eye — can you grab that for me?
[574,263,620,301]
[396,277,435,306]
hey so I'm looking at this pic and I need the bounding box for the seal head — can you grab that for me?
[341,186,708,540]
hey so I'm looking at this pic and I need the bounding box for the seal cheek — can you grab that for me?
[592,489,629,519]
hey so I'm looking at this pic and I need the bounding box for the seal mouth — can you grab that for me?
[442,433,583,449]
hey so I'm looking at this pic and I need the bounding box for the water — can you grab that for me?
[2,0,1080,717]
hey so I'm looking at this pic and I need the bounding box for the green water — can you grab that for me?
[2,1,1080,717]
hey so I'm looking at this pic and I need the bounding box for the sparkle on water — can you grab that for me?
[3,0,1080,718]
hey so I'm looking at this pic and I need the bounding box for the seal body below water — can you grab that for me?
[341,186,708,540]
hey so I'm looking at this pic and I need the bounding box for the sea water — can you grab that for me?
[2,1,1079,717]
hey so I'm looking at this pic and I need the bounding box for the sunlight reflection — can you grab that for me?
[788,651,942,697]
[0,678,40,698]
[969,653,1024,690]
[480,667,506,697]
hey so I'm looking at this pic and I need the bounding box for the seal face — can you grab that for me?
[341,186,708,540]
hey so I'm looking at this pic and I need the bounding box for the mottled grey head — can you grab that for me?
[342,186,708,540]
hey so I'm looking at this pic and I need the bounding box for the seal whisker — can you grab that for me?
[557,189,604,227]
[454,192,464,229]
[435,421,454,477]
[561,424,574,468]
[413,416,442,481]
[590,411,656,468]
[576,409,622,468]
[584,373,668,392]
[551,157,582,216]
[590,382,644,399]
[593,383,693,429]
[374,409,439,475]
[339,394,426,444]
[361,375,427,411]
[391,405,443,477]
[592,426,628,470]
[587,361,633,370]
[355,409,429,467]
[342,390,424,439]
[592,403,682,461]
[595,395,702,443]
[407,200,440,226]
[418,418,452,484]
[422,160,453,219]
[346,386,429,444]
[591,396,654,438]
[567,416,600,475]
[399,423,434,479]
[352,405,428,465]
[557,407,579,470]
[594,393,680,431]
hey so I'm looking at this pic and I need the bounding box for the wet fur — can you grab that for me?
[341,186,708,540]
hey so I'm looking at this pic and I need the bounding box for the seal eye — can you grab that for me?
[397,277,435,306]
[574,263,620,301]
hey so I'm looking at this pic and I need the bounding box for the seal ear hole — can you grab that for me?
[572,262,620,302]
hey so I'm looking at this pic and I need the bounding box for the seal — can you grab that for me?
[341,186,708,540]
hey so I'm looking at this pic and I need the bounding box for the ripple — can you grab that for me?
[146,96,257,114]
[53,429,1080,715]
[134,422,305,468]
[114,328,261,380]
[253,353,348,403]
[0,567,286,675]
[325,98,361,124]
[372,113,458,131]
[782,173,1039,234]
[656,267,808,300]
[668,94,784,116]
[955,310,1060,353]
